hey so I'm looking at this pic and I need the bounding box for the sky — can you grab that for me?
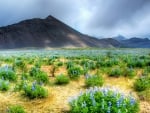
[0,0,150,38]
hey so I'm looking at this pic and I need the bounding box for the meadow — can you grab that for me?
[0,48,150,113]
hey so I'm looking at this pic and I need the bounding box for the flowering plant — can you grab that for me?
[69,87,139,113]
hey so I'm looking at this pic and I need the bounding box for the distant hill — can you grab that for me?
[120,37,150,48]
[0,15,122,49]
[113,35,126,41]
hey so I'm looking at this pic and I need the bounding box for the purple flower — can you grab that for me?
[130,97,135,106]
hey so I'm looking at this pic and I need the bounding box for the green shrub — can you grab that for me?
[57,62,63,66]
[0,66,17,81]
[66,61,74,69]
[127,59,145,68]
[69,87,139,113]
[123,68,136,78]
[21,73,30,80]
[13,59,26,71]
[108,67,123,77]
[138,89,150,102]
[36,71,49,84]
[7,105,25,113]
[34,61,42,68]
[29,67,40,77]
[55,74,70,85]
[85,74,104,87]
[23,82,48,99]
[0,79,9,91]
[68,66,82,80]
[134,76,150,92]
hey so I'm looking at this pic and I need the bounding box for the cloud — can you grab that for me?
[0,0,150,38]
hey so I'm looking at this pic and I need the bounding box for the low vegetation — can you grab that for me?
[0,49,149,112]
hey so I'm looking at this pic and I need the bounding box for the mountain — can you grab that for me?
[0,15,121,49]
[120,37,150,48]
[113,35,126,41]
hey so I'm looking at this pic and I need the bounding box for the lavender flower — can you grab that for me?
[107,107,111,113]
[130,97,136,106]
[116,100,120,108]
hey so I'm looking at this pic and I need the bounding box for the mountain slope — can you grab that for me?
[0,15,121,49]
[120,37,150,48]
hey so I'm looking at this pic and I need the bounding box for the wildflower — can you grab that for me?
[102,99,105,109]
[107,106,111,113]
[130,97,135,106]
[108,101,112,107]
[90,93,96,106]
[81,101,87,108]
[31,85,36,91]
[116,100,120,108]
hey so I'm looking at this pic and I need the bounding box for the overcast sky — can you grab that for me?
[0,0,150,38]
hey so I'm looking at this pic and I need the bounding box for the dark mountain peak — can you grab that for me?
[46,15,56,20]
[0,15,122,49]
[113,35,126,41]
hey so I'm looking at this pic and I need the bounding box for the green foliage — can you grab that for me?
[127,59,145,68]
[66,61,74,69]
[29,67,49,84]
[138,90,150,102]
[85,74,104,87]
[0,66,17,81]
[23,82,48,99]
[123,67,136,78]
[29,67,40,77]
[7,105,26,113]
[0,79,9,91]
[57,62,63,66]
[134,75,150,92]
[55,74,70,85]
[13,59,27,71]
[108,67,123,77]
[69,87,139,113]
[36,71,49,84]
[68,66,82,80]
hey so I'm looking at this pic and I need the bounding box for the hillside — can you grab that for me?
[0,16,122,49]
[120,37,150,48]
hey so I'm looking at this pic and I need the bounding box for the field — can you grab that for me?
[0,48,150,113]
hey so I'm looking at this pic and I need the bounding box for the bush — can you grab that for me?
[123,68,136,78]
[134,76,150,92]
[138,90,150,102]
[0,79,9,91]
[29,67,40,77]
[55,74,70,85]
[29,67,49,84]
[13,59,27,71]
[57,62,63,66]
[108,67,123,77]
[23,82,48,99]
[7,105,25,113]
[36,71,49,84]
[0,66,17,81]
[66,61,74,69]
[85,74,104,87]
[68,66,82,80]
[69,87,139,113]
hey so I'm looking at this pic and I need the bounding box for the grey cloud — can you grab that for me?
[0,0,150,38]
